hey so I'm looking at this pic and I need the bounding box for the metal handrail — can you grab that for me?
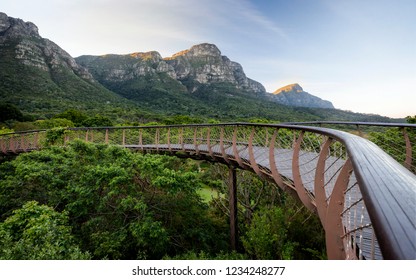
[284,121,416,128]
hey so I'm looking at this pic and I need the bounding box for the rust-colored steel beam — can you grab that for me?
[232,127,245,168]
[180,127,185,151]
[314,137,333,225]
[0,138,5,154]
[167,128,172,152]
[269,129,285,189]
[248,127,262,177]
[220,127,230,164]
[207,127,215,159]
[325,158,353,260]
[10,136,16,153]
[193,127,199,155]
[20,134,26,152]
[139,129,143,151]
[34,132,39,150]
[292,131,316,213]
[155,128,159,151]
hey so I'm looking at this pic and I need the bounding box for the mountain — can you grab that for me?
[0,12,134,118]
[75,43,300,119]
[76,44,340,120]
[75,43,271,116]
[0,12,397,124]
[164,43,266,94]
[270,83,334,109]
[77,43,265,94]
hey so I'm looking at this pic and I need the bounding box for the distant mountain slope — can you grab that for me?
[0,12,398,123]
[75,43,270,115]
[270,83,334,109]
[76,44,332,120]
[164,43,266,94]
[0,12,134,118]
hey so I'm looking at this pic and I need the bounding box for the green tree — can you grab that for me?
[0,201,89,260]
[0,103,24,122]
[242,206,296,260]
[34,118,74,129]
[81,114,113,127]
[54,109,88,126]
[0,141,229,259]
[406,115,416,124]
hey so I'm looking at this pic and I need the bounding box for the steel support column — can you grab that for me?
[229,167,238,251]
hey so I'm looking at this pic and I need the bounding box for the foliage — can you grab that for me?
[242,206,296,259]
[54,109,88,126]
[0,103,24,122]
[0,141,229,259]
[406,115,416,124]
[45,127,68,145]
[163,115,204,125]
[164,250,247,260]
[34,118,74,129]
[0,201,90,260]
[81,114,113,127]
[0,127,14,135]
[204,164,326,259]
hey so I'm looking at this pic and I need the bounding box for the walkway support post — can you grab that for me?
[229,166,238,251]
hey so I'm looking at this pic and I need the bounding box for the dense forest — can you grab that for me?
[0,140,326,260]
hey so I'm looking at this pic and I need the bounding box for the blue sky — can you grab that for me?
[2,0,415,118]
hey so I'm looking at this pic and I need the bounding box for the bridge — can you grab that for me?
[0,122,415,260]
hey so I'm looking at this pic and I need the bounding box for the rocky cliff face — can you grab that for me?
[0,12,94,81]
[77,43,266,94]
[76,51,177,82]
[270,83,335,109]
[164,43,266,93]
[0,12,132,116]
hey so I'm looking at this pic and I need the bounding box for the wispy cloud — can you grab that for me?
[225,0,287,38]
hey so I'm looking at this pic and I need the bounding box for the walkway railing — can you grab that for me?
[0,123,415,260]
[286,121,416,173]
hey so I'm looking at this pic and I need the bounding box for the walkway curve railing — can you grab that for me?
[285,121,416,173]
[0,123,415,260]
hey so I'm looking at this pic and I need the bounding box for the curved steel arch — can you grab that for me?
[0,123,415,259]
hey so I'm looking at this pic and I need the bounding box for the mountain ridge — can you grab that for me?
[270,83,334,109]
[0,12,136,119]
[0,12,397,124]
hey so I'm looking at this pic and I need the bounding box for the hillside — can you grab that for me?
[76,44,394,122]
[0,12,137,119]
[270,83,334,109]
[0,12,398,124]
